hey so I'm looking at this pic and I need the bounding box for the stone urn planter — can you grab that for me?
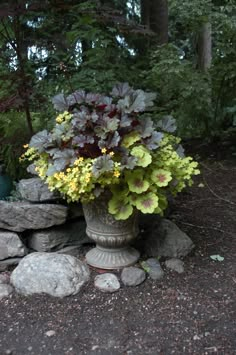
[83,195,140,269]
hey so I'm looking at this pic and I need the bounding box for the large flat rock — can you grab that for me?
[11,253,90,297]
[28,220,91,252]
[0,231,27,260]
[18,178,59,202]
[0,201,67,232]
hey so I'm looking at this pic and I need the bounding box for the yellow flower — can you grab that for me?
[101,148,107,154]
[113,170,120,178]
[23,144,29,149]
[109,151,114,157]
[74,157,84,166]
[66,168,72,173]
[56,115,63,123]
[85,172,92,182]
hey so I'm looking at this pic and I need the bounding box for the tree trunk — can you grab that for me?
[150,0,168,45]
[197,22,212,72]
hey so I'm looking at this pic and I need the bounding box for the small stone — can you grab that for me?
[165,258,184,273]
[142,258,164,280]
[94,273,120,293]
[0,284,13,299]
[45,330,56,337]
[193,334,201,340]
[121,267,146,286]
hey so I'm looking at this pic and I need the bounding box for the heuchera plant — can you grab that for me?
[22,83,200,220]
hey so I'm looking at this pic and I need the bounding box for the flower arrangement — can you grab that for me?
[22,83,200,220]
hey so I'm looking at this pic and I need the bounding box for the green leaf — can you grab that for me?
[136,193,158,214]
[151,169,172,187]
[130,146,152,167]
[126,171,150,194]
[108,197,133,220]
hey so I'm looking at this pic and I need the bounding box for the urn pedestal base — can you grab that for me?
[83,195,140,270]
[86,246,140,270]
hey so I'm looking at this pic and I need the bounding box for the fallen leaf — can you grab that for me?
[210,255,224,262]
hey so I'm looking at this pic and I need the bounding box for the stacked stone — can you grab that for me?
[0,178,90,272]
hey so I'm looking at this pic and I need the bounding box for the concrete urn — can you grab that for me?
[83,194,140,269]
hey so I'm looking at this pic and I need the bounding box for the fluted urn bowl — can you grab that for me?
[83,194,140,269]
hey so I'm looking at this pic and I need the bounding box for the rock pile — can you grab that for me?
[0,177,89,272]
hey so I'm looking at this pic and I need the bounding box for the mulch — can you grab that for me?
[0,142,235,355]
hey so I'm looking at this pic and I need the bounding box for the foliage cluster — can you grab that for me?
[22,83,199,220]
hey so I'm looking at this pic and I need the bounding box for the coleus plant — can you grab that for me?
[22,83,200,220]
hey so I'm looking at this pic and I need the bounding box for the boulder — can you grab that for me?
[0,201,67,232]
[18,178,59,202]
[0,231,27,260]
[11,252,90,297]
[28,220,91,252]
[136,217,194,258]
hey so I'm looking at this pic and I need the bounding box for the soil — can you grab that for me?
[0,142,236,355]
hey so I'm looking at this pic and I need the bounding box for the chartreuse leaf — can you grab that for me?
[136,192,158,214]
[108,196,133,220]
[151,169,172,187]
[130,146,152,167]
[126,170,150,194]
[121,131,141,148]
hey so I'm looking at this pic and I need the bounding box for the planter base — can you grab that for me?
[86,246,140,270]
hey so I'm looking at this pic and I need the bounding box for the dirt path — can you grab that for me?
[0,156,235,355]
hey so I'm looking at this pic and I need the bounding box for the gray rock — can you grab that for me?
[121,266,146,286]
[10,253,90,297]
[137,217,194,258]
[94,273,120,293]
[0,284,13,299]
[18,178,59,202]
[141,258,164,280]
[0,257,22,272]
[0,231,27,260]
[165,258,184,273]
[28,220,91,252]
[0,201,67,232]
